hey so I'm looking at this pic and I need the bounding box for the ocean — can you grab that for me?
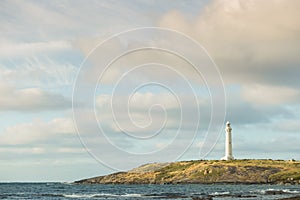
[0,183,299,199]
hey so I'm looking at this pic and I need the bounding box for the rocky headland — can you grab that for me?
[75,159,300,185]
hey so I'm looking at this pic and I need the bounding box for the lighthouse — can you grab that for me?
[221,121,234,160]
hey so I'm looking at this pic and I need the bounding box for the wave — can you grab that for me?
[282,189,300,194]
[253,188,300,195]
[60,181,75,185]
[121,193,142,197]
[63,194,96,198]
[63,193,142,198]
[209,191,230,196]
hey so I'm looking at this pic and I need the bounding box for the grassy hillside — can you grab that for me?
[75,159,300,185]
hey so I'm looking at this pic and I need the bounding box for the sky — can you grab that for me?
[0,0,300,182]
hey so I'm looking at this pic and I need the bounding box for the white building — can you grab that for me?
[221,121,234,160]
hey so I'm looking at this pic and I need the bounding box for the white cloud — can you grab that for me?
[0,57,77,88]
[56,147,85,154]
[0,0,151,42]
[74,0,300,113]
[0,118,74,145]
[74,30,217,87]
[0,147,45,154]
[96,92,180,133]
[241,84,300,105]
[95,92,203,133]
[97,92,179,111]
[0,83,71,111]
[159,0,300,87]
[0,40,72,58]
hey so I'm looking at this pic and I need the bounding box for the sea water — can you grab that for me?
[0,183,299,199]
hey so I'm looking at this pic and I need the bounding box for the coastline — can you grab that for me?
[75,159,300,185]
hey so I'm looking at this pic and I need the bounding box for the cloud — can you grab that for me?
[74,37,202,85]
[96,92,181,140]
[159,0,300,88]
[0,83,71,111]
[241,84,300,105]
[226,102,287,125]
[74,0,300,112]
[91,89,296,159]
[0,147,45,155]
[0,40,71,59]
[94,88,295,140]
[0,57,77,88]
[0,0,157,42]
[236,134,300,155]
[69,92,206,158]
[56,147,86,154]
[0,1,78,40]
[0,118,74,145]
[96,92,204,133]
[97,92,179,111]
[273,119,300,133]
[0,147,45,154]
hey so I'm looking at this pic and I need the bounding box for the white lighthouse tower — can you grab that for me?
[221,121,234,160]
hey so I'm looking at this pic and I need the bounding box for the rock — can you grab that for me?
[241,195,257,198]
[265,190,285,195]
[192,197,213,200]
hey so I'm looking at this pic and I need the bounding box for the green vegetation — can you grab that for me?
[75,159,300,185]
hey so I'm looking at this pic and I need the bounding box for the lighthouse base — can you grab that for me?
[221,155,234,160]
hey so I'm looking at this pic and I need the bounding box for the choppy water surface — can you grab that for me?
[0,183,299,199]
